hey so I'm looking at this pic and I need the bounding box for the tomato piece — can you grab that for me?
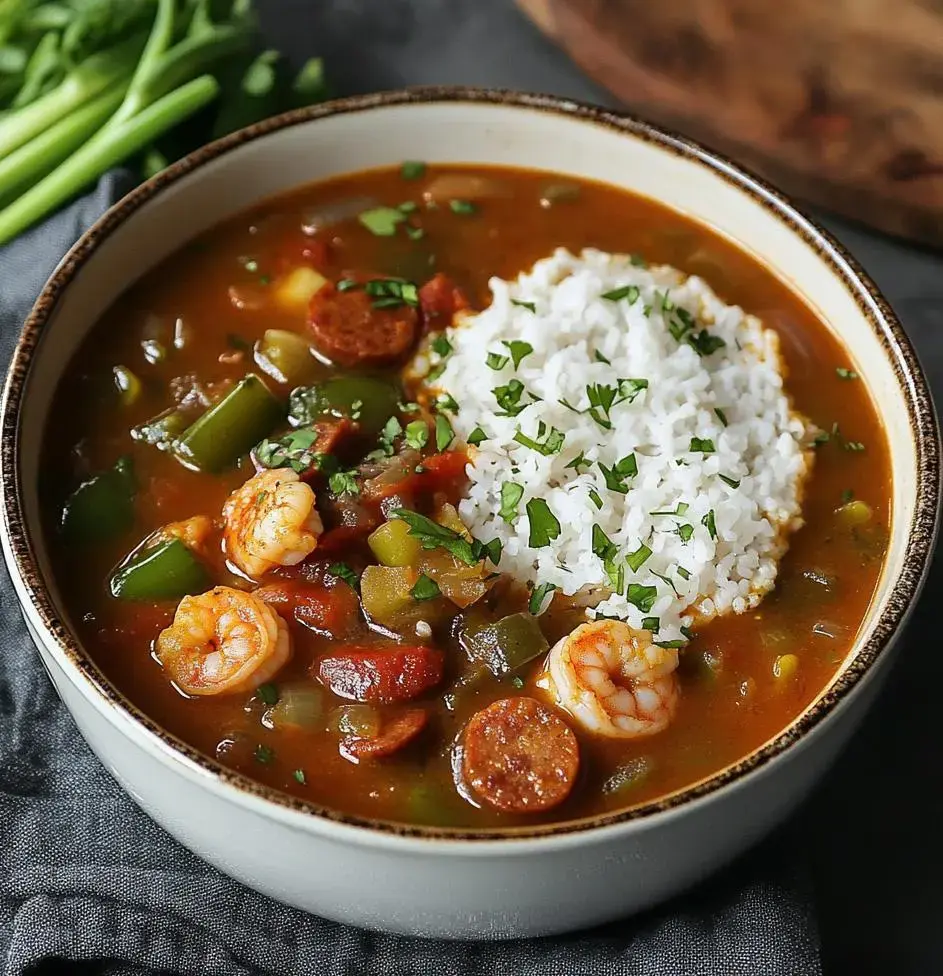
[419,273,470,332]
[317,645,444,703]
[362,449,469,503]
[340,708,428,762]
[256,580,359,637]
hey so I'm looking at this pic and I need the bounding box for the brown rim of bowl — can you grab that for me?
[2,86,939,843]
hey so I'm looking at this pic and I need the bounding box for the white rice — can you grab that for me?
[428,248,812,645]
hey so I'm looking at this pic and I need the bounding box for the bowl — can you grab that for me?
[1,88,938,939]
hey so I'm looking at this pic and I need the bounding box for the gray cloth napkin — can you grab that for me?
[0,176,822,976]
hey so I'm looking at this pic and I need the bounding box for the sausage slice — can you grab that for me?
[317,645,444,703]
[461,697,579,814]
[340,708,428,763]
[308,284,418,368]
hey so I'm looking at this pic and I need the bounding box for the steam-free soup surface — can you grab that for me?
[44,164,890,828]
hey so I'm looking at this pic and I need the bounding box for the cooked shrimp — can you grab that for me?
[156,586,290,696]
[223,468,322,578]
[158,514,215,551]
[545,620,679,738]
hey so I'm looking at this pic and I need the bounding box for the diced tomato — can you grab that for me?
[363,449,469,504]
[256,580,359,637]
[419,273,470,332]
[317,645,444,703]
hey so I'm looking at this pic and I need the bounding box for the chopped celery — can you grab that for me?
[263,681,324,731]
[289,376,401,437]
[131,407,190,449]
[368,519,423,567]
[329,704,380,737]
[360,564,419,626]
[109,538,208,601]
[61,456,135,543]
[174,374,282,472]
[458,611,548,677]
[255,329,319,387]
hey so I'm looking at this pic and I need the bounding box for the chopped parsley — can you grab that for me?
[398,201,418,214]
[502,340,534,369]
[510,675,525,689]
[836,367,858,380]
[588,488,604,510]
[328,562,360,589]
[511,299,536,313]
[626,543,652,572]
[594,350,611,365]
[410,574,441,601]
[714,407,729,427]
[652,570,680,597]
[337,278,357,292]
[841,488,855,504]
[528,581,557,615]
[626,583,657,613]
[526,498,561,547]
[592,524,624,593]
[598,454,638,493]
[328,470,360,497]
[377,416,404,455]
[642,616,660,632]
[449,199,477,215]
[358,206,406,237]
[435,414,454,451]
[651,502,690,517]
[618,377,649,403]
[654,638,688,649]
[719,474,741,489]
[514,424,565,456]
[701,509,717,539]
[813,430,830,446]
[467,427,487,446]
[400,160,426,180]
[601,284,640,304]
[436,393,459,413]
[392,509,501,566]
[486,351,510,370]
[687,330,726,357]
[254,429,334,476]
[256,682,279,706]
[404,420,429,451]
[254,744,274,765]
[492,379,526,416]
[630,254,647,268]
[293,769,307,785]
[406,226,425,241]
[499,482,524,523]
[565,451,592,474]
[430,333,452,357]
[689,436,716,454]
[677,566,692,581]
[364,277,419,309]
[677,523,694,543]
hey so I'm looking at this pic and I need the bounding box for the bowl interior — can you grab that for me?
[6,91,935,831]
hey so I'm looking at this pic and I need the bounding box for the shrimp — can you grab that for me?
[156,586,290,696]
[223,468,322,578]
[544,620,679,738]
[158,514,215,552]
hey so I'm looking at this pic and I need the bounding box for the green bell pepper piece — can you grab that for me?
[173,374,282,472]
[458,611,549,677]
[109,538,209,601]
[289,376,402,438]
[61,456,135,543]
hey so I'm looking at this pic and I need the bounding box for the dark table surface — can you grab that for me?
[261,2,942,972]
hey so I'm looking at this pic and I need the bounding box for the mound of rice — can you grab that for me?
[429,248,813,645]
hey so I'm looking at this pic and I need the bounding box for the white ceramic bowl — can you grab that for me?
[1,89,939,939]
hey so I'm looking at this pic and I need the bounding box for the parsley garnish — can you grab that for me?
[626,583,657,613]
[626,543,652,572]
[257,683,279,706]
[510,675,525,689]
[719,474,741,488]
[588,488,604,510]
[492,379,526,416]
[359,206,406,237]
[511,299,536,313]
[641,616,660,632]
[836,367,858,380]
[594,350,611,365]
[654,639,688,649]
[486,351,510,370]
[499,482,524,523]
[529,581,557,615]
[601,284,640,304]
[254,744,274,765]
[687,330,726,357]
[677,524,694,543]
[702,510,717,539]
[293,769,307,785]
[404,420,429,451]
[401,160,426,180]
[592,524,624,593]
[449,199,477,215]
[437,393,459,413]
[714,407,729,427]
[677,566,692,581]
[337,278,357,292]
[435,414,454,451]
[514,424,565,456]
[467,427,487,446]
[254,429,335,476]
[526,498,561,547]
[377,416,404,456]
[406,226,425,240]
[598,454,638,493]
[502,340,534,369]
[689,436,716,454]
[364,277,419,309]
[410,574,441,601]
[651,502,689,517]
[565,451,592,474]
[652,570,680,597]
[630,254,647,268]
[329,562,360,589]
[841,488,854,504]
[392,509,478,565]
[329,470,360,497]
[430,334,452,357]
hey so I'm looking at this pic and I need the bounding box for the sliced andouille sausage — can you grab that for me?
[317,645,444,703]
[340,708,428,763]
[308,283,418,368]
[461,697,579,814]
[419,272,470,332]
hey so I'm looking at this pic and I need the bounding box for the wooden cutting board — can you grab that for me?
[519,0,943,246]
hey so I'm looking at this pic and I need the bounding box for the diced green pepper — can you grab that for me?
[289,376,402,438]
[61,456,135,544]
[131,407,190,449]
[256,329,320,387]
[109,539,209,601]
[360,564,419,625]
[173,374,283,473]
[458,611,548,677]
[368,519,423,567]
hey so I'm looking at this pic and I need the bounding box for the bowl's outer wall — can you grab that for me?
[2,91,936,936]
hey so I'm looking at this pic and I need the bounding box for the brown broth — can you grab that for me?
[42,164,891,828]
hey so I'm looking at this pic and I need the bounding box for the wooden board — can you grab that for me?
[518,0,943,246]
